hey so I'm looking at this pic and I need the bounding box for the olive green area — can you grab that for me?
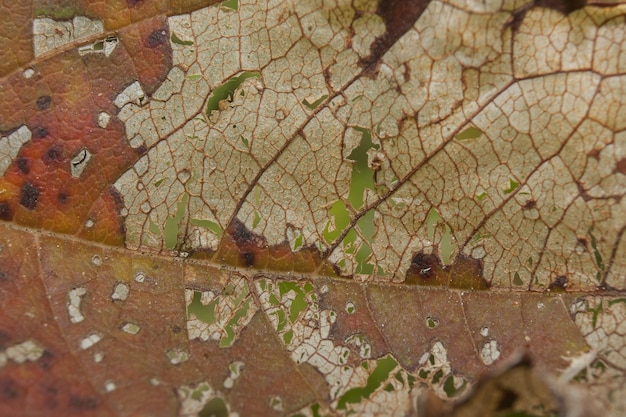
[302,95,328,110]
[34,6,77,19]
[205,72,261,116]
[455,126,483,140]
[186,283,254,348]
[199,397,228,417]
[171,33,194,46]
[222,0,238,10]
[503,178,520,194]
[347,127,379,210]
[190,218,223,239]
[164,193,189,250]
[336,355,398,410]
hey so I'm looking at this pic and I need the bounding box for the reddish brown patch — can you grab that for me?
[204,219,338,275]
[405,252,488,290]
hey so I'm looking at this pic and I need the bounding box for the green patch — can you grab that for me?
[513,272,524,286]
[199,397,228,417]
[347,128,379,209]
[191,218,223,239]
[503,178,519,194]
[586,302,603,329]
[170,33,194,46]
[164,193,189,250]
[187,291,216,324]
[302,94,328,110]
[221,297,253,347]
[278,281,313,323]
[187,74,202,80]
[222,0,238,10]
[475,191,487,201]
[440,224,453,265]
[442,375,466,398]
[149,217,160,235]
[283,330,294,345]
[455,126,483,140]
[426,317,438,329]
[427,208,441,241]
[34,6,76,19]
[252,211,261,229]
[240,135,249,149]
[154,178,165,187]
[336,355,398,410]
[589,229,605,282]
[293,233,303,250]
[206,72,261,117]
[323,200,350,243]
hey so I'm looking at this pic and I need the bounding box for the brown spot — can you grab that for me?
[359,0,430,72]
[127,0,144,6]
[43,144,64,164]
[145,28,168,48]
[32,126,48,139]
[537,0,586,14]
[0,202,12,220]
[615,157,626,175]
[69,395,99,410]
[523,199,537,210]
[576,182,592,202]
[406,252,440,280]
[172,325,181,334]
[0,377,20,400]
[39,350,54,370]
[242,251,255,267]
[0,271,7,281]
[36,95,52,110]
[20,182,40,210]
[0,330,10,348]
[548,275,568,292]
[16,157,29,174]
[405,252,488,289]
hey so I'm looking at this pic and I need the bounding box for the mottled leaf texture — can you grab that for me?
[1,0,625,416]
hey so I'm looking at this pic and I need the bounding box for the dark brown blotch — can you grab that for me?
[145,28,168,48]
[36,95,52,111]
[359,0,430,72]
[32,126,48,139]
[20,182,40,210]
[0,377,20,400]
[69,395,99,410]
[536,0,586,14]
[43,144,64,164]
[16,157,29,174]
[547,275,568,292]
[0,202,12,220]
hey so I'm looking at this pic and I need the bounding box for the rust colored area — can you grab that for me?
[204,219,339,276]
[405,252,489,290]
[0,16,173,245]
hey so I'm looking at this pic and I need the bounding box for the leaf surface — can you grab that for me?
[1,0,626,416]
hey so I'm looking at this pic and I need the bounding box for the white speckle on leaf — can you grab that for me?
[167,349,189,365]
[67,287,87,324]
[111,283,130,301]
[80,333,102,350]
[121,322,141,335]
[480,340,501,365]
[114,81,148,108]
[4,340,44,364]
